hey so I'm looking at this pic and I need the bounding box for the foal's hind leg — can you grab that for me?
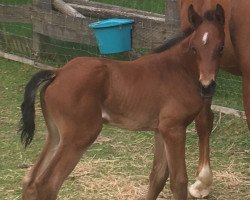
[146,133,169,200]
[22,95,60,196]
[22,123,59,199]
[22,113,60,198]
[22,104,102,200]
[189,100,213,198]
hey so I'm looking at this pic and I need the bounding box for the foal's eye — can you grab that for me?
[190,46,197,55]
[218,45,224,55]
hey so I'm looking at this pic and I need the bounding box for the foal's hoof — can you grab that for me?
[188,181,210,199]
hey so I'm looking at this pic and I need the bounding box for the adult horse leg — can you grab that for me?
[22,100,102,200]
[146,133,169,200]
[189,99,213,198]
[230,0,250,129]
[241,74,250,129]
[159,120,187,200]
[236,58,250,129]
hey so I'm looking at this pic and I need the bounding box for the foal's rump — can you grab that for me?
[20,57,108,146]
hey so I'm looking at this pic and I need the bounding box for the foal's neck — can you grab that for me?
[156,37,199,80]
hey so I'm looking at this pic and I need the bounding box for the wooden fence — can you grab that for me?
[0,0,180,57]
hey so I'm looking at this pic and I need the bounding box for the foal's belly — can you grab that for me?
[101,107,159,131]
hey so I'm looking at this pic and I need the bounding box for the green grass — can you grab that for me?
[214,70,243,110]
[0,23,32,38]
[0,57,249,199]
[92,0,165,13]
[0,58,39,200]
[0,0,165,13]
[0,0,31,5]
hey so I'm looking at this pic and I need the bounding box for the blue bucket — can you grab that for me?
[89,18,134,54]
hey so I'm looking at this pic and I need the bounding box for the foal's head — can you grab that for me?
[188,4,225,97]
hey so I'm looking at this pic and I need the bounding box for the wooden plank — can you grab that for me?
[165,0,181,36]
[65,0,164,19]
[32,0,52,57]
[32,6,167,48]
[212,105,246,119]
[0,1,177,50]
[31,7,96,44]
[0,5,32,23]
[68,2,165,28]
[165,0,180,25]
[65,2,167,48]
[64,0,168,48]
[53,0,85,18]
[33,0,52,10]
[0,50,54,70]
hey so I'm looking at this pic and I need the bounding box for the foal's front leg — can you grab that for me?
[189,99,213,198]
[146,133,169,200]
[159,120,188,200]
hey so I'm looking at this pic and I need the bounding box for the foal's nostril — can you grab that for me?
[199,80,216,98]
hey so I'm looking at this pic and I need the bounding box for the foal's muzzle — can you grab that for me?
[199,80,216,98]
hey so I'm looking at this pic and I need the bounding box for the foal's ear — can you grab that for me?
[188,4,202,28]
[215,4,225,25]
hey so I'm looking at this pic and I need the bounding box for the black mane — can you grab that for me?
[152,9,221,54]
[152,27,194,53]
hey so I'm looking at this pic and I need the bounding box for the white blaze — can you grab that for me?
[202,32,209,45]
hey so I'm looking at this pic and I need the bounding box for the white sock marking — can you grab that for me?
[189,164,213,198]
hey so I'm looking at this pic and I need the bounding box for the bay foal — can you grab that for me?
[19,5,225,200]
[165,1,250,198]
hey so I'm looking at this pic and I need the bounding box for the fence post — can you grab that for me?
[32,0,52,58]
[165,0,180,38]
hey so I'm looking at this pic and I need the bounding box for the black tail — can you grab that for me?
[19,70,55,147]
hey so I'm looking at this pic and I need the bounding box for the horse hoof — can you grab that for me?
[188,180,210,199]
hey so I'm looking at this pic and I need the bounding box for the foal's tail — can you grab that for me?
[19,70,55,147]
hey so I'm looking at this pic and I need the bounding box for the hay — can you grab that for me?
[214,170,243,188]
[68,162,149,200]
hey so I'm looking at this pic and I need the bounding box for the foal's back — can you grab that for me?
[46,44,202,131]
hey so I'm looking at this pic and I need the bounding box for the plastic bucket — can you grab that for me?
[89,18,134,54]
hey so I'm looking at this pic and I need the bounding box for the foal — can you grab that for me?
[19,5,225,200]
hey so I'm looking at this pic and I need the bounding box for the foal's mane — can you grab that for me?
[152,27,194,53]
[152,9,221,54]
